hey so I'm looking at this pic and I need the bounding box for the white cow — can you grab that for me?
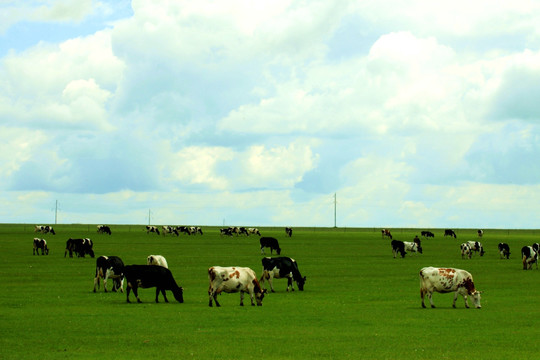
[147,255,168,269]
[419,267,482,309]
[208,266,267,307]
[403,241,422,254]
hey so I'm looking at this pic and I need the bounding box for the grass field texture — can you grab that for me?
[1,225,539,359]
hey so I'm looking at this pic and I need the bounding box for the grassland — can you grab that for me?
[1,224,540,359]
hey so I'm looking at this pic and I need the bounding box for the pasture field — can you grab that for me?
[1,225,540,359]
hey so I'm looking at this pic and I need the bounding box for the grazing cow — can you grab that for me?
[421,231,434,238]
[260,237,281,255]
[521,246,538,270]
[444,229,457,238]
[460,243,472,259]
[64,238,94,258]
[247,228,261,236]
[93,256,124,293]
[124,265,184,303]
[34,225,56,235]
[146,225,160,235]
[285,227,293,237]
[381,229,392,239]
[220,228,233,236]
[97,225,112,235]
[260,257,306,292]
[477,229,483,237]
[162,226,179,236]
[391,240,406,258]
[467,241,485,256]
[498,243,510,259]
[33,238,49,255]
[208,266,266,307]
[403,241,422,254]
[189,226,203,235]
[419,267,482,308]
[147,255,168,268]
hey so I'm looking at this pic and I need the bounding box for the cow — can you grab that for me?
[147,255,168,268]
[260,257,306,292]
[33,238,49,255]
[247,228,261,236]
[64,238,94,258]
[403,241,422,254]
[162,226,179,236]
[421,231,434,238]
[498,243,510,259]
[381,229,392,239]
[260,237,281,255]
[97,225,112,235]
[220,228,233,236]
[419,267,482,309]
[124,265,184,303]
[146,225,160,235]
[477,229,483,237]
[208,266,266,307]
[391,240,407,258]
[467,241,485,256]
[93,256,124,293]
[521,246,538,270]
[460,243,472,259]
[444,229,457,238]
[34,225,55,235]
[189,226,203,235]
[285,227,293,237]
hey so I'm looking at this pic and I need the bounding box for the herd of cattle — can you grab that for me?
[32,224,303,306]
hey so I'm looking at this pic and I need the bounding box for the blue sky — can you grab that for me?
[2,0,540,228]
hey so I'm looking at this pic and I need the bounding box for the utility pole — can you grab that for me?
[334,193,337,228]
[55,200,58,224]
[148,209,151,225]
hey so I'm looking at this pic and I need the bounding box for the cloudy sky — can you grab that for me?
[2,0,540,228]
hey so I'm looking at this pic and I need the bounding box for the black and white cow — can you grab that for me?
[93,256,124,293]
[477,229,483,237]
[220,228,233,236]
[124,265,184,303]
[382,229,392,239]
[162,226,179,236]
[34,225,55,235]
[97,225,112,235]
[64,238,94,258]
[247,228,261,236]
[419,267,482,308]
[33,238,49,255]
[460,243,472,259]
[260,257,306,292]
[467,241,485,256]
[403,241,422,254]
[498,243,510,259]
[146,225,160,235]
[208,266,266,307]
[391,240,406,258]
[260,237,281,255]
[444,229,457,238]
[147,255,168,268]
[421,231,434,238]
[522,246,538,270]
[285,227,293,237]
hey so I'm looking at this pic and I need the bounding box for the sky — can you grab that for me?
[2,0,540,228]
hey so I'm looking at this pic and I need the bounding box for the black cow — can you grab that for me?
[260,237,281,255]
[260,257,306,292]
[94,256,124,292]
[444,229,457,238]
[97,225,112,235]
[521,246,538,270]
[285,227,293,237]
[421,231,434,238]
[498,243,510,259]
[220,228,233,236]
[33,238,49,255]
[64,238,95,258]
[391,240,406,258]
[124,265,184,303]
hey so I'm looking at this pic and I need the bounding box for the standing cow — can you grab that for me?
[522,246,538,270]
[460,243,472,259]
[382,229,392,239]
[64,238,94,258]
[498,243,510,259]
[391,240,406,258]
[124,265,184,303]
[94,256,125,293]
[285,227,293,237]
[33,238,49,255]
[260,237,281,255]
[208,266,266,307]
[419,267,482,308]
[260,257,306,292]
[444,229,457,238]
[35,225,56,235]
[467,241,485,256]
[97,225,112,235]
[147,255,168,268]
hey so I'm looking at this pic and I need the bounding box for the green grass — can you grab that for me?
[1,225,539,359]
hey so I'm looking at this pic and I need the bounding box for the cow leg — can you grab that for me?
[239,292,245,306]
[268,274,275,293]
[161,289,169,303]
[420,289,426,308]
[260,246,265,255]
[93,275,100,292]
[130,285,142,303]
[287,276,294,292]
[427,292,435,308]
[126,285,132,303]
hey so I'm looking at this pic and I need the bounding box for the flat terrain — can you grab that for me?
[1,225,539,359]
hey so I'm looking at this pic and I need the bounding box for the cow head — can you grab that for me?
[296,276,307,291]
[255,289,267,306]
[471,290,482,309]
[276,247,281,255]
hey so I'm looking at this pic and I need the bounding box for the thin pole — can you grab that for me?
[55,200,58,224]
[334,193,337,228]
[148,209,151,225]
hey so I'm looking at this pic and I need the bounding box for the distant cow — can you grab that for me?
[521,246,538,270]
[208,266,266,307]
[260,257,306,292]
[477,229,483,237]
[285,227,293,237]
[421,231,434,238]
[381,229,392,239]
[260,237,281,255]
[403,241,422,254]
[93,256,124,293]
[64,238,94,258]
[391,240,406,258]
[444,229,457,238]
[34,225,55,235]
[124,265,184,303]
[419,267,482,308]
[498,243,510,259]
[467,241,485,256]
[247,228,261,236]
[146,225,160,235]
[162,226,179,236]
[220,228,233,236]
[460,243,472,259]
[33,238,49,255]
[97,225,112,235]
[147,255,168,268]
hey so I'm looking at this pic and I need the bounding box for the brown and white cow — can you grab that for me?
[419,267,482,309]
[208,266,267,307]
